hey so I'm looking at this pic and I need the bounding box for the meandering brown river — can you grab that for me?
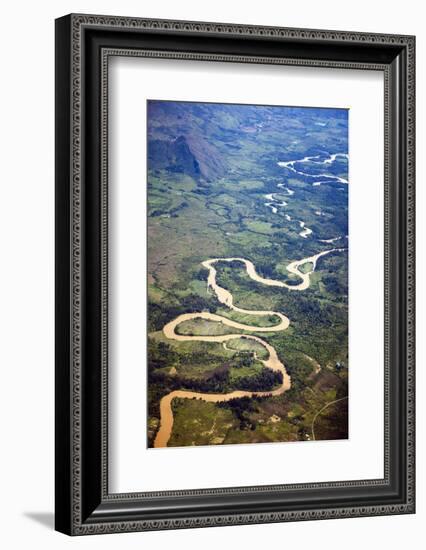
[153,249,343,448]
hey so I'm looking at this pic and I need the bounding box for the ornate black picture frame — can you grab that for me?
[55,13,415,535]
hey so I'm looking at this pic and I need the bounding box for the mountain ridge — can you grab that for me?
[148,133,226,183]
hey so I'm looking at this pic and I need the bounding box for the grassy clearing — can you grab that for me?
[244,220,275,235]
[228,363,264,382]
[222,337,269,360]
[216,307,282,328]
[168,399,236,447]
[176,318,236,336]
[299,262,314,274]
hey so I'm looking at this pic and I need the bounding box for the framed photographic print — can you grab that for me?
[55,14,415,535]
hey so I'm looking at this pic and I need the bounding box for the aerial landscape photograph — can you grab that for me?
[146,99,349,449]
